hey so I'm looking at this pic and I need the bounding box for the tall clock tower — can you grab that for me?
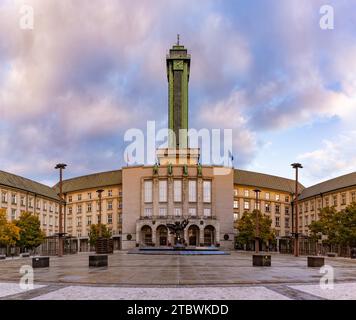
[166,36,191,149]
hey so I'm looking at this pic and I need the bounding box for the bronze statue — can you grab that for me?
[167,219,189,245]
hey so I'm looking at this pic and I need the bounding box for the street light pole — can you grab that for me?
[55,163,67,257]
[253,189,261,253]
[96,189,104,238]
[291,163,303,257]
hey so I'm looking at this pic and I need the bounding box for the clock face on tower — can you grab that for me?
[173,60,184,70]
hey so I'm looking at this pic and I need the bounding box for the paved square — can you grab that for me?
[0,251,355,300]
[32,285,290,300]
[0,282,45,298]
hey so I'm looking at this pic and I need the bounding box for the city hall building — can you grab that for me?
[1,42,355,252]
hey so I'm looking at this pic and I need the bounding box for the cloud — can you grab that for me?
[298,131,356,182]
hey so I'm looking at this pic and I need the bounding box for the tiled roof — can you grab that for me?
[56,170,122,193]
[0,170,59,200]
[299,172,356,200]
[234,169,304,194]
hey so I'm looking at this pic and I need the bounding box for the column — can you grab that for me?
[152,226,157,246]
[168,177,173,218]
[197,177,203,218]
[215,223,220,246]
[136,223,141,246]
[199,226,204,246]
[153,177,159,218]
[182,177,188,218]
[184,227,188,245]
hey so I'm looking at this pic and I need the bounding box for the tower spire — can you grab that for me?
[177,34,180,46]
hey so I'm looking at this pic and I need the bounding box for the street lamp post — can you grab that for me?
[291,163,303,257]
[96,189,104,238]
[253,189,261,253]
[55,163,67,257]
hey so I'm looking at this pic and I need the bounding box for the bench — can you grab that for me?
[307,256,325,267]
[326,252,337,257]
[89,254,108,267]
[253,254,271,267]
[21,252,30,258]
[0,255,6,260]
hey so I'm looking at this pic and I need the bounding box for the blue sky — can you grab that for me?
[0,0,355,187]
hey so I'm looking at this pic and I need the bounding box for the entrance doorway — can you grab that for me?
[204,225,215,246]
[157,225,168,246]
[188,225,200,246]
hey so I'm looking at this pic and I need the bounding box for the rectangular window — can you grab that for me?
[68,206,72,215]
[325,197,329,207]
[254,202,260,210]
[189,180,197,202]
[304,203,309,212]
[244,201,250,210]
[341,193,346,205]
[159,207,167,217]
[265,203,270,213]
[43,202,47,211]
[159,180,167,202]
[333,195,337,206]
[77,204,82,214]
[203,208,211,217]
[108,190,113,197]
[233,213,239,221]
[78,194,82,201]
[107,201,113,211]
[144,208,152,217]
[285,196,289,203]
[68,195,72,203]
[234,189,238,197]
[244,190,249,197]
[29,198,33,208]
[87,203,92,212]
[233,200,239,209]
[87,216,92,226]
[11,194,17,205]
[174,180,182,202]
[275,204,280,214]
[107,214,113,224]
[275,194,280,201]
[203,180,211,203]
[144,180,153,203]
[265,192,270,200]
[285,217,290,228]
[318,199,322,209]
[351,192,356,203]
[77,216,82,227]
[311,201,315,211]
[189,207,196,216]
[1,192,7,203]
[305,215,309,226]
[275,216,280,227]
[87,193,92,200]
[11,209,16,220]
[174,208,182,217]
[285,206,290,214]
[36,199,40,209]
[42,214,47,225]
[20,196,25,206]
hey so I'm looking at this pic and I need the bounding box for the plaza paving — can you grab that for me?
[0,251,355,300]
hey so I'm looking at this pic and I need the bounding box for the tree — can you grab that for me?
[88,224,111,246]
[309,203,356,247]
[14,211,45,251]
[235,210,275,248]
[0,209,20,247]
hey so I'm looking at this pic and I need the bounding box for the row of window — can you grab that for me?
[67,201,122,214]
[234,200,289,214]
[0,192,58,212]
[67,190,122,203]
[143,207,212,217]
[300,191,356,213]
[234,189,289,202]
[233,213,290,228]
[144,180,212,203]
[72,214,116,227]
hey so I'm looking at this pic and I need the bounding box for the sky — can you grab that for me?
[0,0,355,187]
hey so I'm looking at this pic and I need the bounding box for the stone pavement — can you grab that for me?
[0,251,355,300]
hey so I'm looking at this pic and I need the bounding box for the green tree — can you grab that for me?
[0,209,20,247]
[309,203,356,247]
[14,211,45,251]
[235,210,275,248]
[88,224,111,246]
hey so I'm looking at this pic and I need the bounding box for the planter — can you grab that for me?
[32,256,50,268]
[89,254,108,267]
[0,255,6,260]
[96,238,113,254]
[307,256,324,267]
[326,252,337,257]
[21,252,30,258]
[253,254,271,267]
